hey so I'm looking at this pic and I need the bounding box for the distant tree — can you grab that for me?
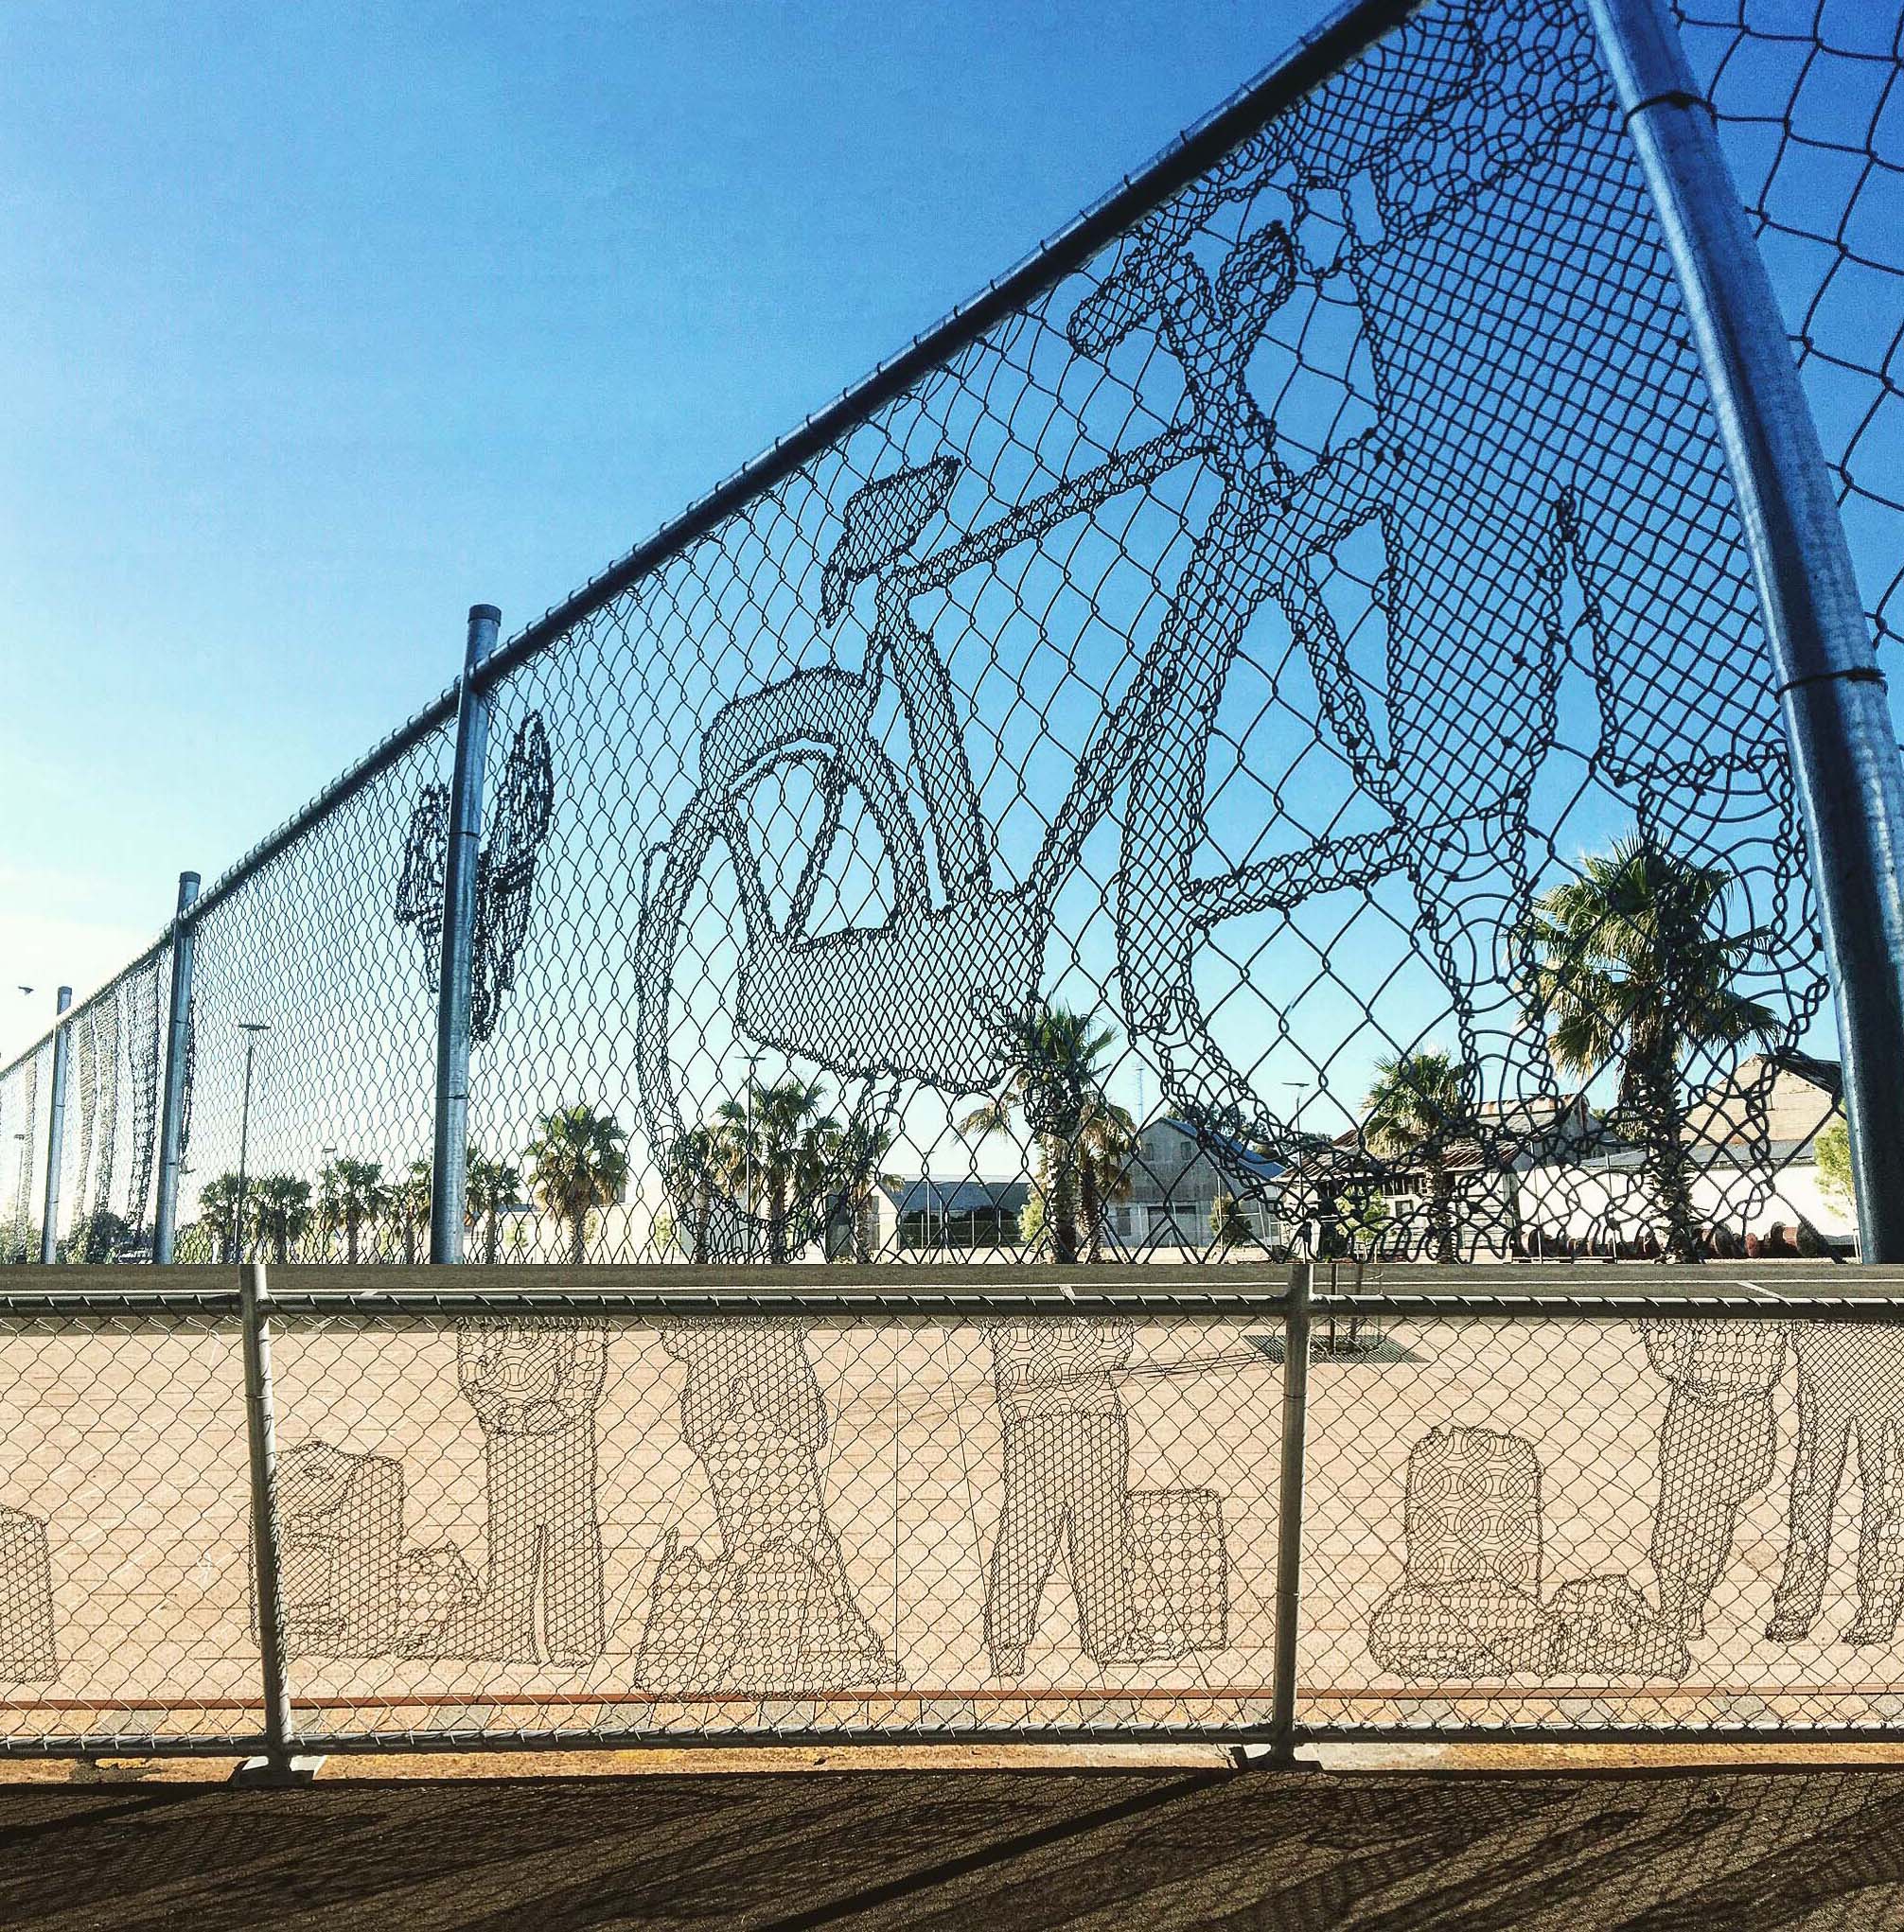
[250,1174,311,1266]
[526,1105,630,1268]
[1522,833,1775,1259]
[660,1123,719,1265]
[823,1120,894,1265]
[1815,1117,1853,1212]
[387,1158,432,1266]
[961,1003,1120,1265]
[318,1157,388,1267]
[465,1150,524,1267]
[1364,1050,1470,1264]
[197,1172,245,1263]
[1078,1098,1137,1263]
[173,1220,218,1264]
[64,1208,137,1264]
[710,1077,840,1264]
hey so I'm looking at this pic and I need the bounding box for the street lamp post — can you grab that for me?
[234,1022,270,1264]
[318,1145,337,1261]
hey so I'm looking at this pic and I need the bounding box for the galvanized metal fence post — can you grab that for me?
[37,987,72,1264]
[152,871,200,1265]
[238,1260,300,1783]
[429,604,502,1265]
[1590,0,1904,1262]
[1268,1260,1313,1766]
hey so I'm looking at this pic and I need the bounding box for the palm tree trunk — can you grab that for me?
[273,1222,288,1267]
[1081,1162,1103,1264]
[1642,1058,1700,1260]
[570,1209,589,1269]
[691,1182,710,1265]
[1431,1162,1455,1266]
[1047,1136,1080,1265]
[346,1212,360,1266]
[485,1209,500,1267]
[768,1172,788,1265]
[403,1221,417,1267]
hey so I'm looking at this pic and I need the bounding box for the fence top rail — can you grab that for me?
[9,1261,1904,1319]
[0,1262,1304,1319]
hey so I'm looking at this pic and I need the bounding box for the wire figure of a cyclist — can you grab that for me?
[636,0,1820,1248]
[1069,0,1817,1187]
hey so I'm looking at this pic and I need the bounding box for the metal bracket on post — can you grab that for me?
[234,1261,319,1785]
[1265,1260,1313,1769]
[1589,0,1904,1261]
[38,988,72,1264]
[152,871,200,1265]
[429,604,502,1266]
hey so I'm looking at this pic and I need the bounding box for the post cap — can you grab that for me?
[467,604,502,624]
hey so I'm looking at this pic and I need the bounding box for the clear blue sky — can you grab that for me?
[0,0,1327,1063]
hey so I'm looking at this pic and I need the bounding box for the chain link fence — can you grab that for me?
[0,1270,1903,1760]
[0,0,1896,1273]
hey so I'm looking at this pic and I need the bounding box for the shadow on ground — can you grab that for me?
[4,1765,1902,1929]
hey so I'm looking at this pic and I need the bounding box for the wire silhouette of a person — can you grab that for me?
[984,1319,1138,1675]
[441,1319,607,1665]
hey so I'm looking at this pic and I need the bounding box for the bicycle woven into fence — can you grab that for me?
[2,0,1899,1269]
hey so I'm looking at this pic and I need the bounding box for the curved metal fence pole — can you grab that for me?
[1269,1261,1313,1765]
[1590,0,1904,1261]
[37,987,72,1264]
[152,871,201,1264]
[429,604,501,1264]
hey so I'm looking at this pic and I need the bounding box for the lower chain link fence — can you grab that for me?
[0,1267,1900,1764]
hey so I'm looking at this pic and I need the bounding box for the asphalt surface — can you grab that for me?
[2,1763,1901,1928]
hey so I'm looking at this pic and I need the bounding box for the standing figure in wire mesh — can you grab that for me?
[1767,1326,1904,1646]
[1644,1319,1787,1640]
[638,1320,888,1694]
[983,1318,1138,1676]
[440,1318,607,1665]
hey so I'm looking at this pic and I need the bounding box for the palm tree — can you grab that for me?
[709,1077,840,1263]
[250,1174,311,1265]
[1077,1096,1137,1262]
[960,1003,1119,1264]
[198,1172,245,1263]
[661,1122,721,1264]
[1363,1049,1470,1264]
[386,1158,432,1266]
[526,1104,630,1267]
[825,1121,894,1263]
[318,1157,388,1266]
[1522,831,1776,1257]
[465,1149,523,1266]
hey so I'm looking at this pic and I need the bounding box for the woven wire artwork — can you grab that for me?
[0,0,1896,1266]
